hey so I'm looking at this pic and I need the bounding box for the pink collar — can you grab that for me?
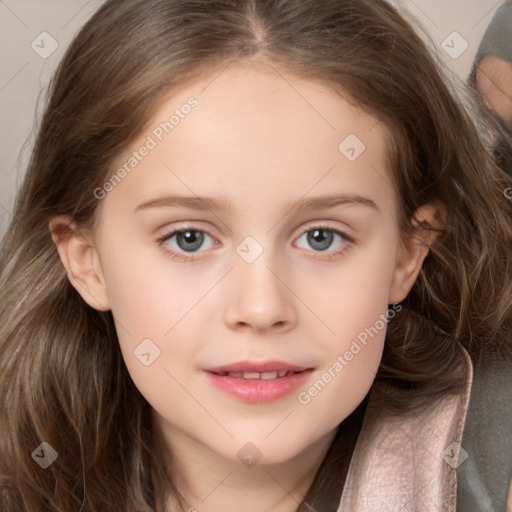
[338,345,473,512]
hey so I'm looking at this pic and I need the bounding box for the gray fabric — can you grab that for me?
[475,3,512,65]
[469,3,512,86]
[456,348,512,511]
[458,8,512,508]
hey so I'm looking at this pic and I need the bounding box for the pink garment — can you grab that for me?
[338,346,473,512]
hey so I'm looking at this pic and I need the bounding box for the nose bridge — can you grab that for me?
[223,235,297,331]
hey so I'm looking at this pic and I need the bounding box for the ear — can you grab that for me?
[388,201,445,304]
[49,215,110,311]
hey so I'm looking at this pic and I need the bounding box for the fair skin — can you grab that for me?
[476,54,512,121]
[50,59,440,511]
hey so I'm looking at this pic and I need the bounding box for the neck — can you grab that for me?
[158,420,338,512]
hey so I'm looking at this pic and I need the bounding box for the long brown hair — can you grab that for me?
[1,1,511,510]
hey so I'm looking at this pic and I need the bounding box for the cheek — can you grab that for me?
[299,241,397,404]
[99,238,209,336]
[97,244,208,393]
[310,241,397,341]
[297,280,392,431]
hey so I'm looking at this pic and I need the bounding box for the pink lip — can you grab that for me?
[203,360,314,403]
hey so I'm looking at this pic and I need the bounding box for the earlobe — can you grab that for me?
[388,202,444,304]
[49,215,110,311]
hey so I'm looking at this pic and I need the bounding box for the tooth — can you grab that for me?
[277,371,288,377]
[228,372,243,378]
[242,372,261,379]
[260,371,278,380]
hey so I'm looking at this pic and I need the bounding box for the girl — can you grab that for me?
[1,1,511,511]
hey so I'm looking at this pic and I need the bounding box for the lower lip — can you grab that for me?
[204,369,314,403]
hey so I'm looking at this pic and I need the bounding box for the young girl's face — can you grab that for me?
[61,59,432,467]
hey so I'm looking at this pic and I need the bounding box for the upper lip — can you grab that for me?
[205,360,311,373]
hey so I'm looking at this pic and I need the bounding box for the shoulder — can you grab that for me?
[456,346,512,511]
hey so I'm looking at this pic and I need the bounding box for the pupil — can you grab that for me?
[178,230,203,252]
[308,229,332,251]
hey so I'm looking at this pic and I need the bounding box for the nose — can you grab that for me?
[223,249,298,333]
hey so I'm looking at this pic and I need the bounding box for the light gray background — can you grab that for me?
[0,0,505,241]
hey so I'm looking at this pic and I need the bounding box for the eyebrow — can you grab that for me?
[134,193,380,214]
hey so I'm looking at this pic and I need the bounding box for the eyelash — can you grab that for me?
[156,224,354,263]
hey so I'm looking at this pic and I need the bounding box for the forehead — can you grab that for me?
[101,59,396,222]
[158,58,387,156]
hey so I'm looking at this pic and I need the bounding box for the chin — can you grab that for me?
[222,434,318,468]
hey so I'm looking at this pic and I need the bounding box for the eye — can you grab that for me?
[295,225,352,258]
[156,224,353,263]
[157,228,217,262]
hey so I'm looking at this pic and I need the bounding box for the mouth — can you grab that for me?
[203,360,314,403]
[209,370,300,379]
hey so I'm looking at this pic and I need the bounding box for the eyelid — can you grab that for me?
[156,222,354,244]
[295,221,355,243]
